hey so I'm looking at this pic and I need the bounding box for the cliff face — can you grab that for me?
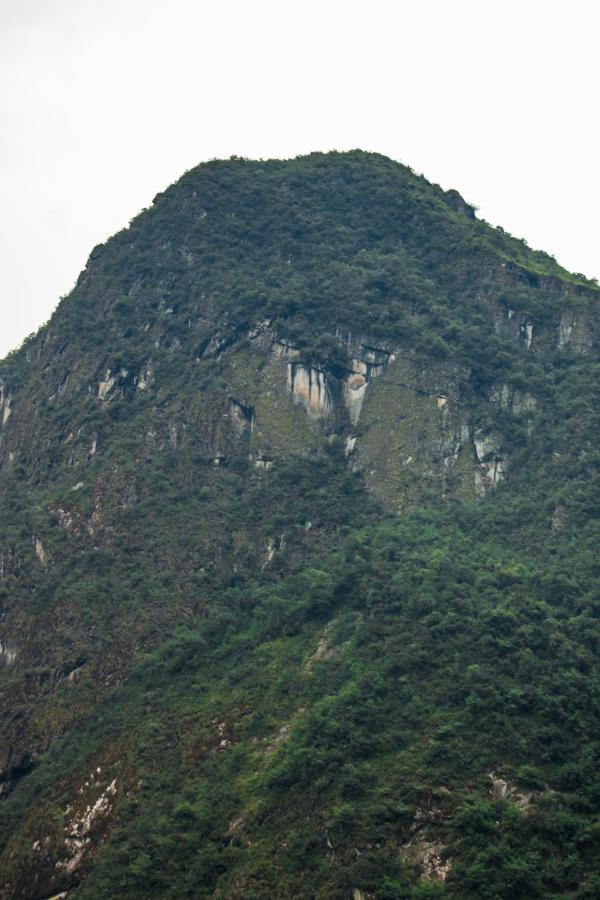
[1,152,600,899]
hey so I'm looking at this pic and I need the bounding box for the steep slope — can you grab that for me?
[0,151,599,899]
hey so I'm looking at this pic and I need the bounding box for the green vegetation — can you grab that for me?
[3,493,600,898]
[0,151,599,898]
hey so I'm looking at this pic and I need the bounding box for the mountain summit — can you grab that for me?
[1,151,599,899]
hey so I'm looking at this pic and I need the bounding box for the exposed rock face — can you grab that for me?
[252,326,514,504]
[444,187,476,218]
[98,368,128,401]
[0,296,589,542]
[135,360,154,392]
[494,307,534,350]
[400,833,452,881]
[281,330,396,426]
[34,537,48,568]
[397,797,453,882]
[264,533,285,566]
[97,370,117,401]
[489,383,536,414]
[489,773,536,813]
[0,641,17,667]
[473,431,505,496]
[558,309,594,352]
[1,761,127,899]
[304,621,346,671]
[273,338,299,359]
[288,364,332,417]
[350,355,481,505]
[55,776,118,876]
[228,397,255,433]
[490,284,600,358]
[0,383,11,428]
[244,327,517,505]
[344,371,368,425]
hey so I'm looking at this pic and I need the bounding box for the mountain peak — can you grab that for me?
[1,153,600,898]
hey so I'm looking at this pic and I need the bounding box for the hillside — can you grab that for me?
[1,150,600,899]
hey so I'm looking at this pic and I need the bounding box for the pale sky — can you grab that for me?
[0,0,598,359]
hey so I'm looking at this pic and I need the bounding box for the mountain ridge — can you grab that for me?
[1,151,600,899]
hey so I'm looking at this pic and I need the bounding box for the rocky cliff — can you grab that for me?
[1,151,599,899]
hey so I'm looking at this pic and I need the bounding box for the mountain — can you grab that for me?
[1,150,600,899]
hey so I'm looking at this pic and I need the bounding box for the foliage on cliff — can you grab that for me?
[0,151,600,899]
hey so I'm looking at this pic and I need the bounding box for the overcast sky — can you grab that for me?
[0,0,598,359]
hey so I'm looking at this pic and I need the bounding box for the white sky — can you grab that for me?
[0,0,598,359]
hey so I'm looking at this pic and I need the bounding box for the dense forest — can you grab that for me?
[0,151,599,899]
